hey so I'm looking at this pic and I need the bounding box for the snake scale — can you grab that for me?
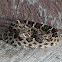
[2,20,60,48]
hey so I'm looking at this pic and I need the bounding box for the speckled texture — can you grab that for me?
[2,20,60,48]
[0,0,62,39]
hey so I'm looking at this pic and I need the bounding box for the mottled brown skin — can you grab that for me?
[2,20,60,48]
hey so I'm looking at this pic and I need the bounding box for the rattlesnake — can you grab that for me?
[2,20,60,48]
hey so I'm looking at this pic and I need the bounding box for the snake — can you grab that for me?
[2,20,60,48]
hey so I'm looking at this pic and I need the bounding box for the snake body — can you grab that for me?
[2,20,60,48]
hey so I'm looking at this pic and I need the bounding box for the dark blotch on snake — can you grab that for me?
[10,41,14,44]
[27,21,34,27]
[34,23,42,29]
[18,42,21,45]
[29,44,32,46]
[52,33,58,37]
[26,37,33,42]
[35,38,43,43]
[31,29,38,38]
[18,37,23,41]
[14,34,18,38]
[42,25,52,31]
[51,28,57,33]
[50,43,53,46]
